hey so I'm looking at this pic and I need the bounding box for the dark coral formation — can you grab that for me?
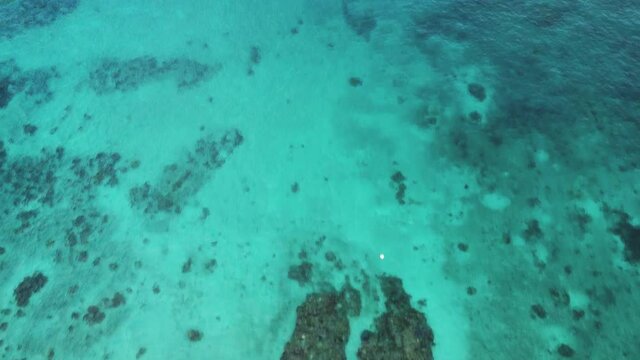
[15,209,39,233]
[357,276,434,360]
[605,207,640,263]
[549,287,570,308]
[349,77,363,87]
[165,58,217,88]
[468,111,482,122]
[0,0,79,39]
[0,142,127,259]
[288,262,313,286]
[390,171,407,205]
[0,141,6,167]
[105,292,126,309]
[23,124,38,135]
[129,129,243,216]
[341,282,362,317]
[523,219,543,242]
[187,329,203,342]
[70,152,123,187]
[0,142,125,225]
[281,276,430,359]
[0,139,138,358]
[247,46,261,75]
[88,57,159,94]
[467,83,486,101]
[0,145,65,208]
[531,304,546,319]
[0,76,11,108]
[250,46,261,65]
[342,0,377,40]
[281,284,361,360]
[14,272,48,307]
[557,344,575,357]
[0,59,59,108]
[83,305,105,325]
[88,56,222,94]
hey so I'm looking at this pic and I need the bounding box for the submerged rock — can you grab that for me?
[281,291,350,360]
[281,284,361,360]
[281,275,433,359]
[357,276,435,360]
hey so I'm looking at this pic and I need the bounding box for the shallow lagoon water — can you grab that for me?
[1,1,639,359]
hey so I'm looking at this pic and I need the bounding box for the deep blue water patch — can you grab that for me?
[410,0,640,168]
[411,0,640,116]
[0,0,79,39]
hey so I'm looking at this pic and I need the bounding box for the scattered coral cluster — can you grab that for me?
[88,57,222,94]
[0,59,59,108]
[0,0,79,39]
[129,129,243,217]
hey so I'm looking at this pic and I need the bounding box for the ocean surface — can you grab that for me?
[1,0,639,359]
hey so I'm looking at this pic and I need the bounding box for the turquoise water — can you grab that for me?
[1,0,639,359]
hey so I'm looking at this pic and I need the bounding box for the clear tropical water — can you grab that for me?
[1,1,639,359]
